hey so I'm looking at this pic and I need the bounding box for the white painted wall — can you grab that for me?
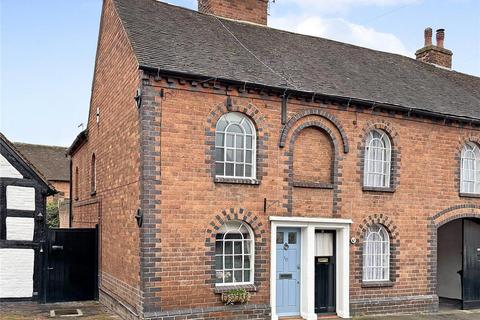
[6,217,35,241]
[6,186,35,211]
[0,249,35,298]
[0,153,22,179]
[437,219,462,300]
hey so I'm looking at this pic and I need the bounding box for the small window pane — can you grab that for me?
[215,148,224,162]
[215,133,224,146]
[235,164,244,177]
[225,242,233,254]
[226,163,234,176]
[246,136,253,148]
[226,134,235,147]
[229,124,243,133]
[234,256,242,268]
[288,232,297,244]
[216,119,228,132]
[244,240,251,254]
[215,163,224,176]
[244,255,251,267]
[226,149,234,162]
[225,256,233,268]
[233,241,242,254]
[235,150,244,162]
[225,271,233,283]
[245,165,252,177]
[244,123,252,134]
[234,270,243,283]
[276,232,284,244]
[236,135,244,148]
[246,150,252,163]
[244,270,251,282]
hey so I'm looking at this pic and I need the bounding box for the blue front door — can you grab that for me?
[276,228,301,316]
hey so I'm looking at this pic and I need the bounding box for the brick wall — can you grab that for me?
[70,0,141,316]
[198,0,268,25]
[138,75,480,318]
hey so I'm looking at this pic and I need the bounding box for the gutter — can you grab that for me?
[139,65,480,126]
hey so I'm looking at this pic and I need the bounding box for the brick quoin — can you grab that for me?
[69,0,480,319]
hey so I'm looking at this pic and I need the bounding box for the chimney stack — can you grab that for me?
[415,27,452,69]
[198,0,269,25]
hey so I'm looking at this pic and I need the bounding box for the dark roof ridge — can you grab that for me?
[13,142,68,149]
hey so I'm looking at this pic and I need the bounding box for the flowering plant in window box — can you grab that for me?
[221,288,251,305]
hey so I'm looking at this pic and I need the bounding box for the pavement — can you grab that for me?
[0,300,479,320]
[0,301,119,320]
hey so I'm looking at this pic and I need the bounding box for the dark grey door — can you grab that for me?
[463,218,480,309]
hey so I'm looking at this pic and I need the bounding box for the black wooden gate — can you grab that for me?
[45,227,98,302]
[463,218,480,310]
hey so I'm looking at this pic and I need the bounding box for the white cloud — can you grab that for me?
[278,0,420,14]
[270,15,411,56]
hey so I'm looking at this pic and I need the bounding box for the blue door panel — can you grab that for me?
[276,228,301,316]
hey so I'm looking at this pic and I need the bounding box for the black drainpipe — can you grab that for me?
[68,156,73,228]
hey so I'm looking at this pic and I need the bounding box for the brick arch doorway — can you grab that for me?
[437,217,480,311]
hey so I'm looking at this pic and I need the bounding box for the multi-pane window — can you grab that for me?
[215,220,254,285]
[215,112,256,179]
[363,224,390,282]
[460,143,480,194]
[364,130,391,188]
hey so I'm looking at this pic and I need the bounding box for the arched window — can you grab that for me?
[90,154,96,194]
[215,112,256,179]
[363,224,390,282]
[364,130,391,188]
[215,220,254,285]
[461,142,480,194]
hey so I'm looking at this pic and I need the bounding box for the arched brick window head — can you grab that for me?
[215,220,254,286]
[90,154,96,195]
[364,130,391,188]
[460,142,480,194]
[363,224,390,282]
[215,112,256,179]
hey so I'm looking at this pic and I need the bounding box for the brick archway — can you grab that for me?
[427,205,480,310]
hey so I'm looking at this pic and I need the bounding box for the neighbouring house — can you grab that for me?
[14,143,71,228]
[0,133,55,300]
[68,0,480,319]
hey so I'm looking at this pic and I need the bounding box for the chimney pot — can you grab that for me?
[424,27,432,46]
[436,28,445,48]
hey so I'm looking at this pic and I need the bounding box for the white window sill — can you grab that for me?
[459,192,480,198]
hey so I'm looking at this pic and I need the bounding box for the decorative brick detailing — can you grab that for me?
[353,214,401,286]
[357,121,401,191]
[279,108,349,153]
[144,303,270,320]
[139,78,163,314]
[351,294,437,316]
[100,271,142,319]
[204,208,268,292]
[205,100,269,183]
[283,120,342,216]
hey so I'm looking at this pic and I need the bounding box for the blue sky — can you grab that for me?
[1,0,479,146]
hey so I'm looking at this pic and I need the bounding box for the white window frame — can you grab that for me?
[215,221,254,286]
[364,129,391,188]
[460,142,480,194]
[215,112,256,179]
[363,224,390,282]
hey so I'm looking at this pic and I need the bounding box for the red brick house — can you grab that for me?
[68,0,480,319]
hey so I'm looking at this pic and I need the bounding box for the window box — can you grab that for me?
[220,288,251,305]
[214,283,257,294]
